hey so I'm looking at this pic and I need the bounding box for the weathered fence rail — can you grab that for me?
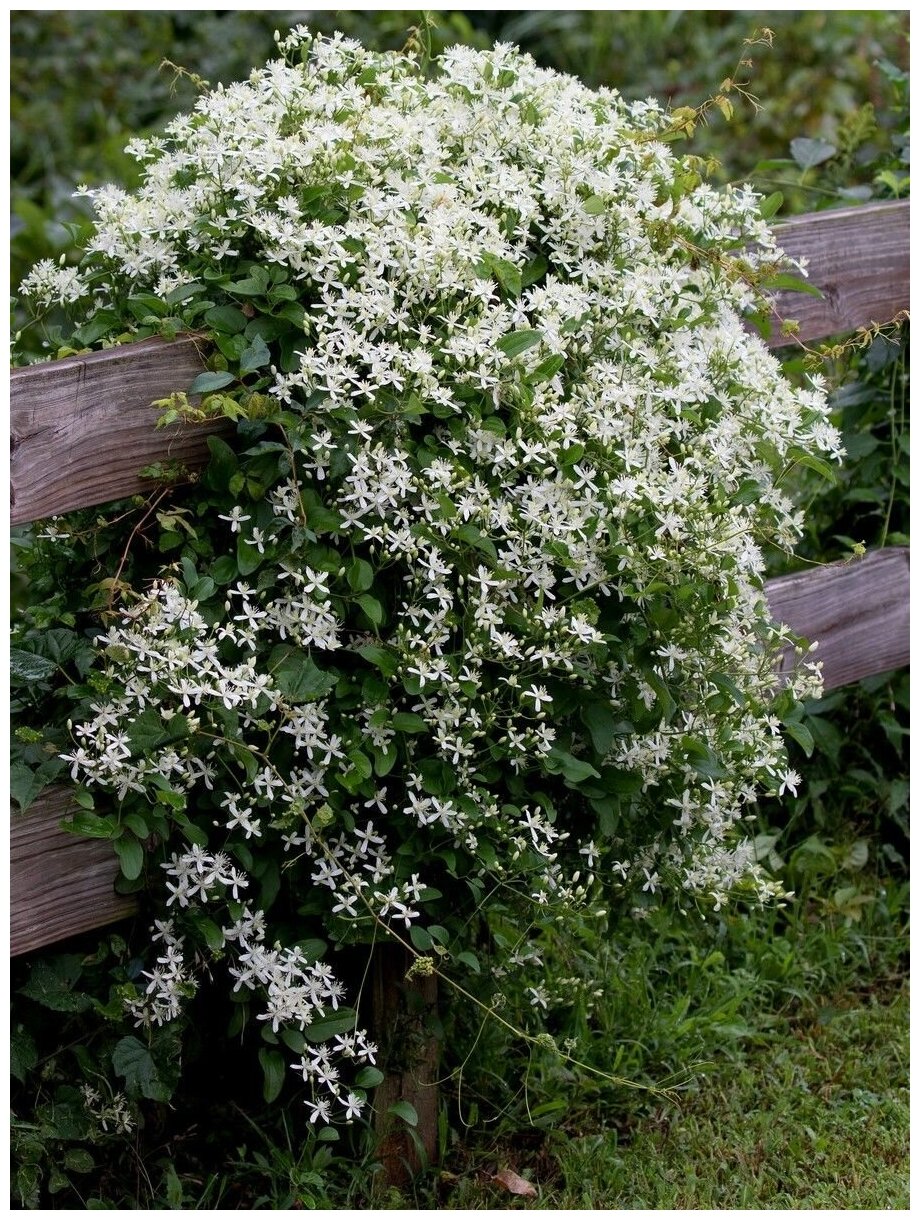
[8,197,911,1178]
[764,199,908,343]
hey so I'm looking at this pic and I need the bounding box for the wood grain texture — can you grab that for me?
[10,788,138,956]
[371,942,439,1187]
[10,335,215,525]
[769,199,909,344]
[766,547,910,691]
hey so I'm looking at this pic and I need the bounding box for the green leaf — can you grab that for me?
[790,137,836,170]
[60,810,120,839]
[645,670,677,723]
[682,737,728,780]
[114,836,145,880]
[388,1100,419,1127]
[279,1028,306,1055]
[10,647,57,684]
[789,447,837,483]
[374,745,398,777]
[355,1065,385,1089]
[245,315,291,343]
[783,719,814,757]
[276,300,307,327]
[126,293,168,320]
[580,700,619,756]
[239,334,271,374]
[211,555,239,584]
[269,645,336,702]
[48,1168,70,1196]
[165,281,205,305]
[347,557,374,592]
[583,194,606,215]
[20,956,93,1013]
[409,925,433,950]
[455,523,497,560]
[10,761,52,812]
[356,594,384,628]
[127,706,166,753]
[190,370,235,394]
[497,329,542,359]
[72,309,121,347]
[456,950,481,973]
[529,353,565,384]
[205,434,239,490]
[546,747,602,784]
[481,252,522,298]
[804,714,843,765]
[598,766,642,796]
[204,304,248,334]
[347,749,373,780]
[236,533,264,576]
[292,937,328,964]
[10,1027,38,1083]
[112,1036,173,1102]
[357,643,397,677]
[303,1008,358,1044]
[730,479,763,506]
[758,191,784,220]
[392,712,427,733]
[521,252,548,288]
[190,575,216,602]
[762,272,824,299]
[258,1047,286,1104]
[227,274,269,296]
[195,916,225,953]
[63,1149,94,1175]
[163,1164,184,1210]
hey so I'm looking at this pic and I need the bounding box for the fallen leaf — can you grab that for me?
[494,1168,537,1197]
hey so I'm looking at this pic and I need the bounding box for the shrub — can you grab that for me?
[14,29,840,1151]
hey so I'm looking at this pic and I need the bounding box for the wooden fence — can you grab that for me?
[9,199,909,1172]
[9,196,911,950]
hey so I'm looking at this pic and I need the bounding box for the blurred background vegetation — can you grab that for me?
[10,8,908,300]
[10,9,909,1209]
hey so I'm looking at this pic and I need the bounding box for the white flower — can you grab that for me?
[777,769,801,797]
[218,507,252,533]
[52,29,838,1110]
[523,685,552,712]
[306,1097,331,1124]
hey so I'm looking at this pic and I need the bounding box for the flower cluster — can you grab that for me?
[43,30,835,1092]
[19,256,89,308]
[125,847,376,1120]
[80,1085,135,1136]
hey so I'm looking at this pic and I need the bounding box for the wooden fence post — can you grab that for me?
[370,941,440,1188]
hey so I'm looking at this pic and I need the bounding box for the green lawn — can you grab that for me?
[426,983,909,1210]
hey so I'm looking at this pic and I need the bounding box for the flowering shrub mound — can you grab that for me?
[19,30,837,1119]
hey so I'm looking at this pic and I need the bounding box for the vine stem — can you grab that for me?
[107,487,172,610]
[879,341,905,548]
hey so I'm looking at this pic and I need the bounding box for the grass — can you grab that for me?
[419,982,909,1210]
[12,867,908,1209]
